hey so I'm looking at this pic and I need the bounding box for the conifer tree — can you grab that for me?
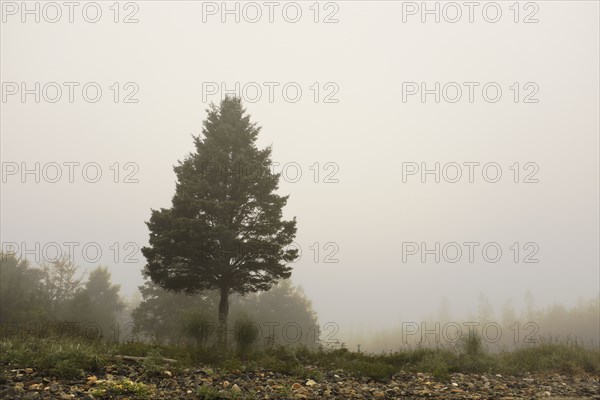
[142,97,298,347]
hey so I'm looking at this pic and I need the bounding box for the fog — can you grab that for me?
[2,1,598,352]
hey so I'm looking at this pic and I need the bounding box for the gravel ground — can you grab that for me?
[1,363,599,399]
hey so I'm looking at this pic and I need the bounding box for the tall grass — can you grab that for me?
[1,333,598,381]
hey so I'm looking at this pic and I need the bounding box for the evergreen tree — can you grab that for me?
[142,97,298,347]
[0,253,45,323]
[240,280,319,348]
[68,267,125,338]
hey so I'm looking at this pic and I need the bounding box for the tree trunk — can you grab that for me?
[218,286,229,349]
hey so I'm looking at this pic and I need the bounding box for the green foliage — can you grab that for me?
[0,253,125,341]
[409,351,455,381]
[68,266,125,335]
[196,385,221,400]
[269,345,300,365]
[0,337,105,379]
[90,378,152,398]
[38,255,85,319]
[499,340,600,374]
[431,365,451,382]
[141,349,168,376]
[303,368,324,382]
[459,331,485,357]
[183,311,214,347]
[220,357,243,373]
[239,280,320,349]
[1,334,598,384]
[255,355,298,375]
[347,359,396,381]
[132,279,319,351]
[0,253,45,323]
[143,97,298,295]
[117,340,155,357]
[132,281,218,344]
[142,97,299,347]
[234,314,259,355]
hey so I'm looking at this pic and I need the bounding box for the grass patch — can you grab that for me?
[196,385,221,400]
[90,378,153,398]
[0,337,106,379]
[500,341,600,374]
[1,333,598,382]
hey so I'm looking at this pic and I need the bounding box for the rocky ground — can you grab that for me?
[1,363,599,399]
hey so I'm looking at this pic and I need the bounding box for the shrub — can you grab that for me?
[196,384,221,400]
[234,315,259,356]
[142,349,169,376]
[220,357,243,373]
[459,331,485,357]
[182,311,214,347]
[347,359,395,381]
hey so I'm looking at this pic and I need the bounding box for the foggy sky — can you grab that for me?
[2,1,598,346]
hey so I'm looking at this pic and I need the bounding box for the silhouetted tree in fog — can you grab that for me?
[68,266,125,336]
[39,255,85,319]
[0,253,45,323]
[142,97,298,347]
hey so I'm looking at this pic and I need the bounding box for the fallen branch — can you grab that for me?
[115,355,178,364]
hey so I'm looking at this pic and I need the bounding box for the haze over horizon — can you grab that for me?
[2,1,599,350]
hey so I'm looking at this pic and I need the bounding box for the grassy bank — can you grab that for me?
[1,334,598,383]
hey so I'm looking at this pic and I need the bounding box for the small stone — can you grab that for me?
[24,378,42,387]
[49,382,60,393]
[452,382,459,387]
[222,381,230,388]
[162,370,172,378]
[291,382,303,390]
[231,384,241,393]
[305,379,317,386]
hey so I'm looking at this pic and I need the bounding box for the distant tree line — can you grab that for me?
[358,291,600,353]
[0,252,124,339]
[1,252,319,349]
